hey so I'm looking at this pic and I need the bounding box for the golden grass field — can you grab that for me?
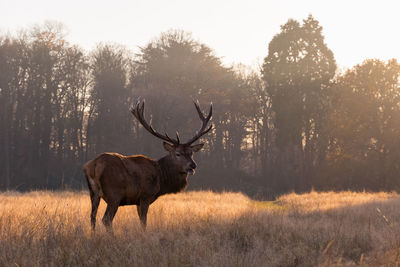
[1,190,400,266]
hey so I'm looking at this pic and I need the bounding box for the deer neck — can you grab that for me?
[157,156,188,196]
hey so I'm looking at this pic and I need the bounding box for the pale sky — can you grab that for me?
[1,0,400,69]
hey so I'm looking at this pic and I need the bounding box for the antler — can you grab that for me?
[130,98,180,145]
[184,100,213,145]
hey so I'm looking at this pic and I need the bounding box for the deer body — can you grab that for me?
[83,152,190,228]
[84,100,212,230]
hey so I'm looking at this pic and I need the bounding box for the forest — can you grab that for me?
[1,15,400,198]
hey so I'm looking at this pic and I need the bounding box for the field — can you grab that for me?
[1,191,400,266]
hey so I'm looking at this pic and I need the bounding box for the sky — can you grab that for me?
[1,0,400,70]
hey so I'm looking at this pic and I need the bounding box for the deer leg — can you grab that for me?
[136,205,142,218]
[102,202,119,231]
[90,191,100,230]
[86,174,100,230]
[137,200,150,230]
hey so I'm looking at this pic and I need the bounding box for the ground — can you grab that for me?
[0,190,400,266]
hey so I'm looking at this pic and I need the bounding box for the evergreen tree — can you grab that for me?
[262,15,336,192]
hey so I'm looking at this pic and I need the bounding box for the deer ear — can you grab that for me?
[191,143,204,152]
[163,142,174,152]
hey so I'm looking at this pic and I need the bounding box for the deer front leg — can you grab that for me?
[137,200,150,230]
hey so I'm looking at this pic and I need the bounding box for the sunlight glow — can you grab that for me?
[1,0,399,69]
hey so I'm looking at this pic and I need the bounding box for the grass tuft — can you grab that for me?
[0,190,400,266]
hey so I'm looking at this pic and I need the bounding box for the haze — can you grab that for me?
[1,0,399,68]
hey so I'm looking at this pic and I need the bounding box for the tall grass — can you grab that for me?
[1,190,400,266]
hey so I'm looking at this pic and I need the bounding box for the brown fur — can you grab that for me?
[83,144,202,230]
[84,99,211,230]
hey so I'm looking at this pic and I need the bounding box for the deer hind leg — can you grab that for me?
[90,192,100,230]
[102,202,119,231]
[85,174,100,230]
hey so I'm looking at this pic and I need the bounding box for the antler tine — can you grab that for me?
[193,100,204,120]
[184,101,213,145]
[130,98,179,145]
[129,97,140,116]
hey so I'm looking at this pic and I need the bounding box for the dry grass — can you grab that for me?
[1,190,400,266]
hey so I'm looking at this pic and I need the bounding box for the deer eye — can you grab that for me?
[175,152,181,157]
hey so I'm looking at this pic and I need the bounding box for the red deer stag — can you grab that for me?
[83,99,212,230]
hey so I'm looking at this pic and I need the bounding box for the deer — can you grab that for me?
[83,99,212,231]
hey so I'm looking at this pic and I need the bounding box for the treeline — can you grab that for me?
[1,17,400,197]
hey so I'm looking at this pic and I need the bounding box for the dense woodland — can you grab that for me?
[1,16,400,198]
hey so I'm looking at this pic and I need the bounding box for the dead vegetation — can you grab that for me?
[0,190,400,266]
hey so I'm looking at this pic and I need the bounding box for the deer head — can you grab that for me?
[130,99,212,175]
